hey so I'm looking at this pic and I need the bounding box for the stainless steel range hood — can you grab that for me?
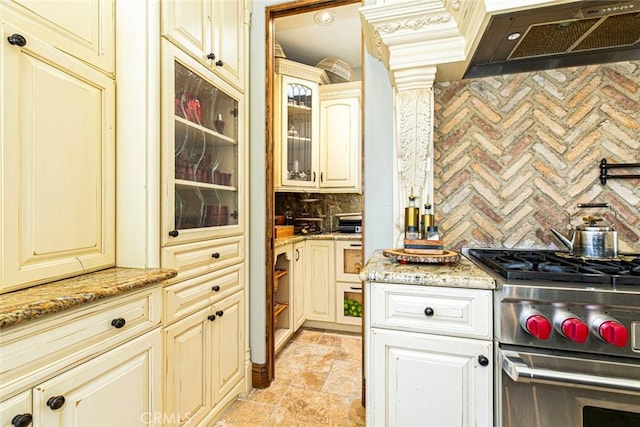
[465,1,640,78]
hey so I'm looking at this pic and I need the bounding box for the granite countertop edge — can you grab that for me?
[359,250,496,290]
[0,267,178,329]
[274,232,362,247]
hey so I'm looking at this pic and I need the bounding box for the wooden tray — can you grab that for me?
[383,248,460,264]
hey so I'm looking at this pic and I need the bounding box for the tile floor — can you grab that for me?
[214,328,365,426]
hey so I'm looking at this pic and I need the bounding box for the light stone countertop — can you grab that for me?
[274,232,362,248]
[0,267,177,329]
[359,249,495,290]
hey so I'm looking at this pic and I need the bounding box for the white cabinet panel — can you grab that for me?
[33,329,162,427]
[1,21,115,292]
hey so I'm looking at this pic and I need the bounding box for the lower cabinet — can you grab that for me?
[305,240,335,322]
[32,329,162,427]
[0,287,163,427]
[366,283,493,426]
[164,290,245,426]
[292,241,306,330]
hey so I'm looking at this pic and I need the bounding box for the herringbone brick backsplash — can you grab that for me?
[433,61,640,253]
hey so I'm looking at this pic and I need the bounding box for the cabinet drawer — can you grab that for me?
[370,284,492,339]
[161,236,244,284]
[164,263,244,324]
[0,287,161,398]
[0,390,31,427]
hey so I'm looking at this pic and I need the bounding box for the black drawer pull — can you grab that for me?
[208,314,216,321]
[216,310,224,317]
[207,52,216,60]
[46,396,65,410]
[215,59,224,67]
[11,413,33,427]
[111,318,126,329]
[212,285,221,292]
[349,287,362,291]
[7,34,27,47]
[424,307,434,317]
[478,355,489,367]
[212,252,220,259]
[168,230,179,237]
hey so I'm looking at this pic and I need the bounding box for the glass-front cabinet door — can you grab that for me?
[162,41,243,245]
[279,74,319,188]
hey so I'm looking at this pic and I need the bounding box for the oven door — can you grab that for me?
[498,346,640,427]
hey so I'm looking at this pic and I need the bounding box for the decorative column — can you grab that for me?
[360,0,484,244]
[392,67,437,244]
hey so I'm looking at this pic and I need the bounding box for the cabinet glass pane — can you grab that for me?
[286,83,313,182]
[342,248,363,275]
[343,289,363,319]
[173,62,238,230]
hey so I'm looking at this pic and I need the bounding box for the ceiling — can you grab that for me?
[274,2,362,74]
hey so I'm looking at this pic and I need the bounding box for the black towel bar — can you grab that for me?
[599,158,640,185]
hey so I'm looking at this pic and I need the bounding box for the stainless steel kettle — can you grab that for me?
[550,203,618,259]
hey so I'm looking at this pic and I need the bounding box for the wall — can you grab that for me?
[433,61,640,253]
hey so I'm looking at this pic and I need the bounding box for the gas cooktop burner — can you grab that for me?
[467,249,640,285]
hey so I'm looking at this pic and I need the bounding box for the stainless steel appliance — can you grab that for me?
[465,249,640,427]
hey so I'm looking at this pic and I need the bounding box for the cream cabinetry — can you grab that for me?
[161,0,245,91]
[161,40,244,246]
[0,287,162,427]
[0,8,115,293]
[366,283,493,426]
[318,82,361,191]
[305,240,335,322]
[164,290,245,426]
[274,58,361,193]
[292,241,306,330]
[335,240,363,326]
[0,0,114,74]
[160,4,249,423]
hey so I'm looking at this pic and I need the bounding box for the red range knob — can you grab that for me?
[525,315,552,340]
[599,321,628,347]
[561,318,589,343]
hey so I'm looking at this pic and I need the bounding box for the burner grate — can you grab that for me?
[468,249,640,285]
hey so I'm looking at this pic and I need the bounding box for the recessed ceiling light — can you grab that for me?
[507,32,521,41]
[314,10,335,26]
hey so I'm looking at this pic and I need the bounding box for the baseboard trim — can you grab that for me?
[252,362,271,389]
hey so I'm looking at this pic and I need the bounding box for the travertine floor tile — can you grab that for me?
[216,328,364,426]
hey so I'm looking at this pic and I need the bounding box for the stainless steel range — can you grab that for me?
[466,248,640,427]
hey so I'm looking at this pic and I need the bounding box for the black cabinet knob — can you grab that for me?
[211,252,220,259]
[212,285,221,292]
[46,396,65,410]
[424,307,434,317]
[111,318,126,329]
[478,355,489,367]
[207,52,216,60]
[215,60,224,67]
[11,413,33,427]
[216,310,224,317]
[208,314,216,321]
[7,34,27,47]
[168,230,179,237]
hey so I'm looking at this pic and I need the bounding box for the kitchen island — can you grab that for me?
[359,249,495,289]
[361,249,496,427]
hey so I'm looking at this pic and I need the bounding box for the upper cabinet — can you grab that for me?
[274,58,361,193]
[161,0,245,92]
[319,82,361,191]
[0,0,115,74]
[0,9,115,292]
[161,40,244,246]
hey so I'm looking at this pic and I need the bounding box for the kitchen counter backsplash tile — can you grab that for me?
[360,250,495,290]
[0,267,177,329]
[275,192,362,233]
[433,60,639,253]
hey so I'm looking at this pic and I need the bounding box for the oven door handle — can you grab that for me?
[501,350,640,392]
